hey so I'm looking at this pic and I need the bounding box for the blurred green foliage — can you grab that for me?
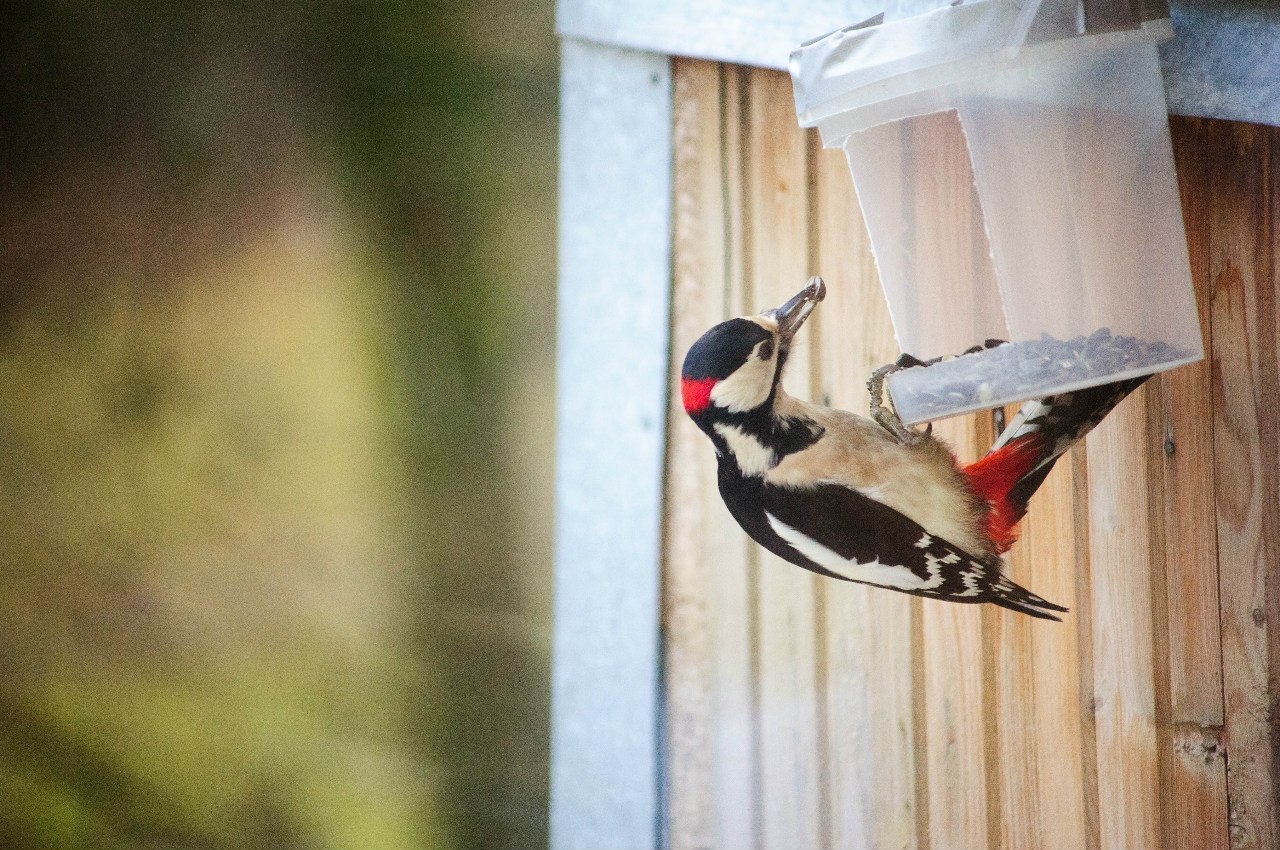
[1,2,556,848]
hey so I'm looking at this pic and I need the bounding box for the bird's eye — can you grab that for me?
[758,339,774,360]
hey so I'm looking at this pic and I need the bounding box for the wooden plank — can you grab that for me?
[710,62,762,850]
[1070,449,1103,850]
[660,68,1280,850]
[993,452,1092,850]
[745,66,825,850]
[1269,118,1280,850]
[900,103,994,850]
[1208,120,1280,850]
[920,414,991,850]
[664,70,1280,850]
[665,56,732,850]
[1084,383,1162,849]
[1158,116,1229,850]
[812,137,919,850]
[1142,375,1177,850]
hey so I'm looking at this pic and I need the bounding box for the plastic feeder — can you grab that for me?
[790,0,1203,424]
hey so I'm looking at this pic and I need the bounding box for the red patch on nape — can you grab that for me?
[961,434,1045,554]
[681,377,717,415]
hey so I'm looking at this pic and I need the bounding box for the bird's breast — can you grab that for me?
[764,432,992,558]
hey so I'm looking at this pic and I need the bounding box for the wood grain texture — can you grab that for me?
[711,63,763,850]
[661,65,1279,850]
[905,106,994,850]
[1161,115,1229,850]
[1084,384,1162,849]
[922,415,991,850]
[1166,116,1227,726]
[1142,375,1177,850]
[1070,448,1104,850]
[666,57,757,850]
[746,65,826,850]
[1207,120,1279,850]
[812,137,918,850]
[716,66,762,850]
[994,454,1092,850]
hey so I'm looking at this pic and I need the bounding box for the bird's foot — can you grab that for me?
[867,355,932,446]
[867,341,1007,445]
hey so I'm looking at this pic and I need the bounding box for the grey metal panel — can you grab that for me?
[557,0,943,71]
[551,38,672,850]
[556,0,1280,127]
[1162,2,1280,127]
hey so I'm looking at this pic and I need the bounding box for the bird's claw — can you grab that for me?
[867,341,1009,445]
[867,360,931,446]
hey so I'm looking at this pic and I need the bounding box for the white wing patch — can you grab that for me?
[715,423,776,476]
[958,567,985,597]
[767,513,945,591]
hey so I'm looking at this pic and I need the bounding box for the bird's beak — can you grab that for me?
[767,276,826,343]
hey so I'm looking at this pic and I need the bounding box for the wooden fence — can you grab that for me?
[661,59,1280,850]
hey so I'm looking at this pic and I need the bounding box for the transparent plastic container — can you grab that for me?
[791,1,1203,424]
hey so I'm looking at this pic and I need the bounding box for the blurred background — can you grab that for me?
[0,2,556,848]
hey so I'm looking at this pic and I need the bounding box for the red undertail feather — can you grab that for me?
[962,434,1044,554]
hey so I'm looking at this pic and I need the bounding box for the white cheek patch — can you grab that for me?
[767,513,946,591]
[709,350,775,413]
[714,423,776,475]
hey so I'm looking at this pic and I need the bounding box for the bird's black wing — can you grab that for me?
[743,478,1066,619]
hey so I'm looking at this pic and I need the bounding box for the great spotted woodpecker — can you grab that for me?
[680,276,1146,620]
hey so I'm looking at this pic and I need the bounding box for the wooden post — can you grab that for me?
[1208,120,1279,850]
[1158,116,1229,850]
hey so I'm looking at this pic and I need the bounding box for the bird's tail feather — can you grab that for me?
[988,575,1068,621]
[992,375,1149,518]
[963,377,1146,619]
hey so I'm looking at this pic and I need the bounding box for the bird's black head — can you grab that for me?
[680,276,825,420]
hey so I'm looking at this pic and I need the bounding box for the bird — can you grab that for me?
[679,276,1146,620]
